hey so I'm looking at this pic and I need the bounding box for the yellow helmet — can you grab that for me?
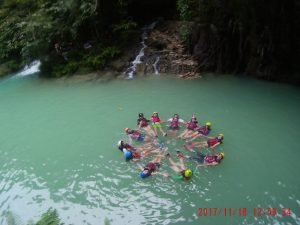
[184,169,192,178]
[206,122,212,127]
[220,152,225,158]
[219,134,224,138]
[153,112,158,115]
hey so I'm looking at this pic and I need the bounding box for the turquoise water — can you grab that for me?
[0,74,299,225]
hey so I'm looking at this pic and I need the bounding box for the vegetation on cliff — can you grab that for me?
[0,0,299,82]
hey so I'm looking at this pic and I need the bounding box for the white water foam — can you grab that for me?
[125,22,157,79]
[15,60,41,77]
[153,56,160,75]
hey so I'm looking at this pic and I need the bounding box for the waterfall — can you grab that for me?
[153,56,160,75]
[125,22,157,79]
[15,60,41,77]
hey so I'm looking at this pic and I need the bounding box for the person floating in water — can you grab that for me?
[184,134,224,152]
[117,140,141,161]
[185,122,212,141]
[178,115,199,139]
[167,113,185,137]
[138,153,168,178]
[125,128,153,145]
[151,112,167,137]
[166,154,193,181]
[137,113,156,137]
[190,152,225,166]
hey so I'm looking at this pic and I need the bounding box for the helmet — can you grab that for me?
[118,140,123,147]
[206,122,212,127]
[140,170,149,178]
[219,134,224,139]
[220,152,225,158]
[153,112,158,115]
[184,169,192,178]
[138,113,144,117]
[124,151,133,160]
[125,128,130,132]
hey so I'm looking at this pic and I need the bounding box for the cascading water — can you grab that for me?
[153,56,160,75]
[125,22,159,79]
[15,60,41,77]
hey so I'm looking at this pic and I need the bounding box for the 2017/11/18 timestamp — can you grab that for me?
[197,207,292,217]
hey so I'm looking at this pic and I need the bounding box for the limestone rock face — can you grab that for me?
[132,21,201,79]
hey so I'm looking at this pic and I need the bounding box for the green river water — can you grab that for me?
[0,73,299,225]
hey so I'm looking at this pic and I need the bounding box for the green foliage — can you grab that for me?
[113,19,137,33]
[35,208,63,225]
[176,0,191,21]
[0,0,134,77]
[83,47,121,69]
[52,61,79,77]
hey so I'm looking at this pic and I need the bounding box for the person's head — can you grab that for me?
[138,113,144,118]
[191,115,197,122]
[217,134,224,140]
[216,152,224,162]
[173,114,179,118]
[118,140,124,148]
[140,168,150,178]
[205,122,212,129]
[153,112,158,116]
[184,169,193,179]
[124,128,131,133]
[124,151,133,161]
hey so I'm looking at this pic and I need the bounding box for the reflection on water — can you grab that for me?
[0,75,299,225]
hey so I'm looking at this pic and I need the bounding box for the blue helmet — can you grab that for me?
[140,171,149,178]
[124,151,133,160]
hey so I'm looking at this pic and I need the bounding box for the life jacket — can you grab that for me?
[145,163,157,174]
[197,126,210,135]
[132,151,141,159]
[129,130,141,139]
[187,120,198,130]
[138,118,149,127]
[205,155,218,163]
[207,138,221,147]
[123,143,135,151]
[170,117,179,128]
[151,116,161,123]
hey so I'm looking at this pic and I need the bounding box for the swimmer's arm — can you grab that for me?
[152,172,169,177]
[210,143,220,149]
[178,119,185,123]
[189,133,201,141]
[136,163,144,171]
[128,135,133,145]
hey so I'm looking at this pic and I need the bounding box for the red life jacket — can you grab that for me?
[197,126,209,135]
[145,163,157,173]
[205,155,217,163]
[124,143,135,151]
[151,116,161,123]
[187,120,198,130]
[207,138,220,147]
[130,130,141,139]
[138,118,149,127]
[132,151,141,159]
[170,117,179,128]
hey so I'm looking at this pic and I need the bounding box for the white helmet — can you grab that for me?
[118,140,123,147]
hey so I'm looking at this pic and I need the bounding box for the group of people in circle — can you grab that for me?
[117,112,225,180]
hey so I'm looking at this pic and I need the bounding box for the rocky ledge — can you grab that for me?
[113,20,201,79]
